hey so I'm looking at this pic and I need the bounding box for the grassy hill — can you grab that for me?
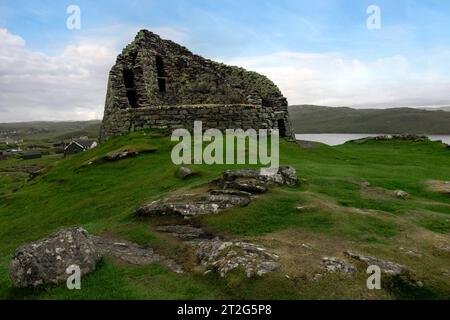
[0,131,449,299]
[288,105,450,134]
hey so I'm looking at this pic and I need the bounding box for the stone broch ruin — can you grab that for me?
[99,29,293,141]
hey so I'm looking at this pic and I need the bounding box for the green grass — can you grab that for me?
[0,131,449,300]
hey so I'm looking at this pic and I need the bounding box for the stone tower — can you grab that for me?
[99,29,293,141]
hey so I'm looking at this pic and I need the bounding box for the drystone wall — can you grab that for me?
[102,104,290,138]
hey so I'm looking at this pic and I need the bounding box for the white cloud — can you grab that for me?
[0,26,191,123]
[0,28,117,122]
[220,51,450,108]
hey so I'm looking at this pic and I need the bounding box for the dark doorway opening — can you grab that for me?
[156,55,165,77]
[123,69,138,108]
[123,69,134,88]
[158,78,166,93]
[277,119,287,137]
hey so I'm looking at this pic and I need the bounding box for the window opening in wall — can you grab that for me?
[156,55,167,93]
[277,119,287,137]
[123,69,138,108]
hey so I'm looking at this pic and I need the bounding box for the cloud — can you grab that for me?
[0,26,190,123]
[1,26,449,124]
[0,28,117,122]
[220,51,450,108]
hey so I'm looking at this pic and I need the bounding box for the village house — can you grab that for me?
[64,139,98,156]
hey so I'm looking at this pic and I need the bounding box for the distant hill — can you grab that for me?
[0,120,102,141]
[420,106,450,112]
[288,105,450,134]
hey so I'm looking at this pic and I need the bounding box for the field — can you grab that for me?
[0,131,449,299]
[0,121,101,141]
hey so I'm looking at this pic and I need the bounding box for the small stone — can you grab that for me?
[177,167,194,179]
[313,274,322,281]
[405,250,422,258]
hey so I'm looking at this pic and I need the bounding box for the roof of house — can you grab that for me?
[65,139,97,150]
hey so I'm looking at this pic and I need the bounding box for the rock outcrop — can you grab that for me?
[321,257,357,274]
[197,238,281,278]
[103,148,157,161]
[135,192,251,217]
[90,236,183,273]
[350,134,429,144]
[345,251,422,287]
[156,225,280,277]
[136,166,298,217]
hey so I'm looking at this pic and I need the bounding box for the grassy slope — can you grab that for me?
[0,131,449,300]
[288,105,450,134]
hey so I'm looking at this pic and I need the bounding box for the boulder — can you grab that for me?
[9,228,100,288]
[220,166,298,190]
[278,166,298,186]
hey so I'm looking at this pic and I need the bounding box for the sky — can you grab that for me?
[1,0,450,122]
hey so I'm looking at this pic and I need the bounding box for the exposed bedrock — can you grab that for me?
[135,166,298,218]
